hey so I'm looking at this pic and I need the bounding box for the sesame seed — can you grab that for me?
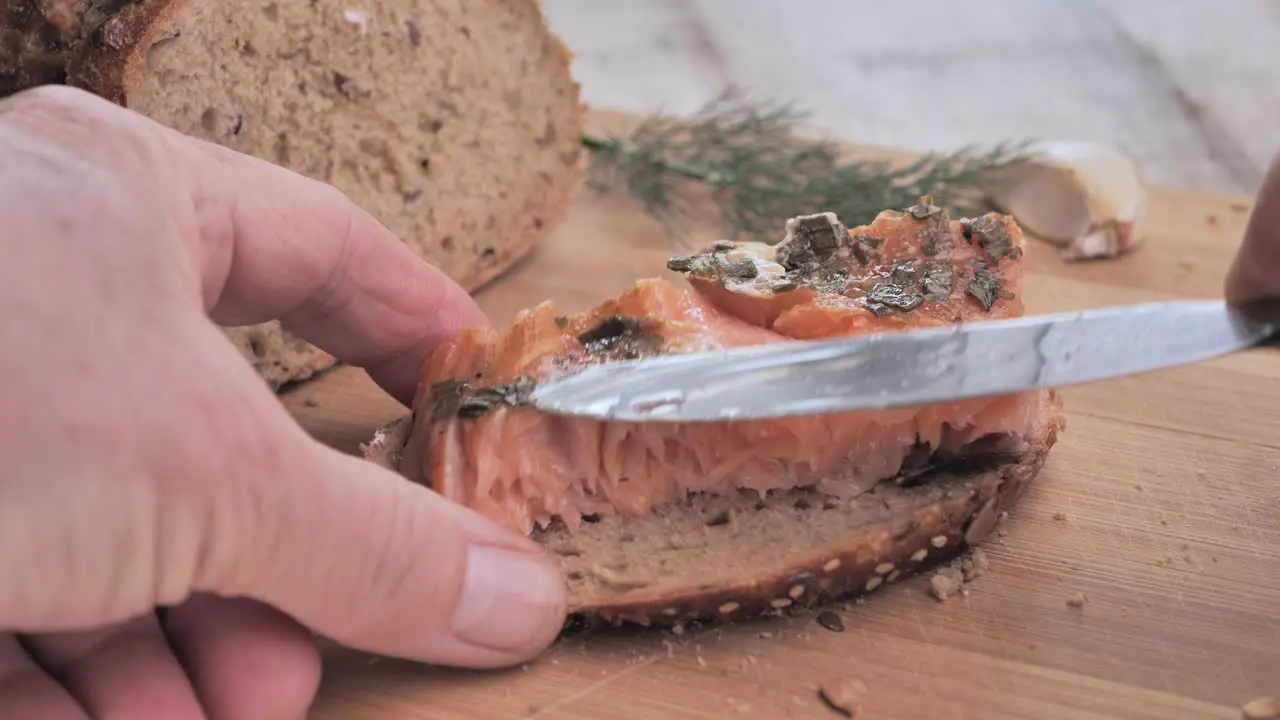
[788,584,805,598]
[770,598,793,609]
[823,558,841,572]
[865,576,883,591]
[875,562,895,575]
[911,548,928,562]
[718,602,740,614]
[930,535,948,548]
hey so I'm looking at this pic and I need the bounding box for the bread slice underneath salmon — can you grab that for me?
[361,201,1067,627]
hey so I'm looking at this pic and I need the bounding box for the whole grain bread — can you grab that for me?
[2,0,584,390]
[361,390,1065,629]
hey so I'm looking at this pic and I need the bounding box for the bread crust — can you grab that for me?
[361,390,1066,629]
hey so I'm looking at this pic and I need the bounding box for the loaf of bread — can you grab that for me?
[1,0,584,389]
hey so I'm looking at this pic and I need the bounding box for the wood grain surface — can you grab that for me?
[540,0,1280,197]
[288,111,1279,719]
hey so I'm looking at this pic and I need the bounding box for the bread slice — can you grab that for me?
[362,390,1065,628]
[2,0,583,390]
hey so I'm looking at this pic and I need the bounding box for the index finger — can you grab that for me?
[170,129,488,405]
[1225,153,1280,304]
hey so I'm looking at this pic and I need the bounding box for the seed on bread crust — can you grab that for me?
[816,611,845,632]
[911,548,929,562]
[931,535,949,548]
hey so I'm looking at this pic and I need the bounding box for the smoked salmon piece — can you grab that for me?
[404,200,1046,536]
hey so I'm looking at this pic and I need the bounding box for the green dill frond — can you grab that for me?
[582,86,1031,245]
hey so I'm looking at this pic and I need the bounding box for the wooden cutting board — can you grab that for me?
[288,111,1279,720]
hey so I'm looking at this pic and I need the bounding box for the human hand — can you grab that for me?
[0,86,566,719]
[1226,153,1280,302]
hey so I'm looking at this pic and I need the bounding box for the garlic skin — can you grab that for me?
[988,141,1148,261]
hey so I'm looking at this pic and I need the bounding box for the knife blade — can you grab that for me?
[528,299,1280,423]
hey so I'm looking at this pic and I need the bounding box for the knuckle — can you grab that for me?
[1,84,170,179]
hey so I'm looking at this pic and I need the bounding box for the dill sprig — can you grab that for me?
[582,86,1031,245]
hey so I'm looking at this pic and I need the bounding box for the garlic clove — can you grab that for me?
[988,141,1148,261]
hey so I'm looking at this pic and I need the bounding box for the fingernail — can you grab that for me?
[452,545,566,652]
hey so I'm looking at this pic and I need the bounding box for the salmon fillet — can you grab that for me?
[404,200,1046,536]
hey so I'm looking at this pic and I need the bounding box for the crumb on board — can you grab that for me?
[930,567,965,601]
[1207,214,1220,227]
[1177,259,1197,271]
[929,548,989,601]
[1067,592,1088,609]
[303,396,319,407]
[959,548,989,582]
[818,677,867,718]
[1053,511,1067,522]
[1242,697,1280,720]
[1230,201,1251,213]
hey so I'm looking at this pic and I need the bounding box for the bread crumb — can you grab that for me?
[1066,592,1088,609]
[959,548,989,581]
[1242,696,1279,719]
[758,631,773,639]
[1230,201,1250,213]
[1134,483,1144,491]
[930,567,965,601]
[303,396,319,407]
[671,624,685,636]
[1052,511,1067,522]
[818,677,867,718]
[696,656,707,668]
[1207,214,1220,227]
[663,640,675,658]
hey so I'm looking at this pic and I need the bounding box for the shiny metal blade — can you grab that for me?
[529,299,1280,422]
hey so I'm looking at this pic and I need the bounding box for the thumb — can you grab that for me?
[200,380,567,669]
[1225,152,1280,303]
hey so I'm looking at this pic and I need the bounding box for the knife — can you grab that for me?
[527,298,1280,423]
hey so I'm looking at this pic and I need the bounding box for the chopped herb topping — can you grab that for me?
[775,212,850,273]
[553,315,568,329]
[906,195,944,220]
[889,260,919,286]
[866,282,923,312]
[771,279,800,292]
[666,255,696,272]
[667,247,761,283]
[723,257,759,279]
[850,234,884,265]
[966,261,1004,311]
[792,266,850,294]
[965,215,1016,261]
[577,314,663,359]
[431,377,536,420]
[922,260,953,301]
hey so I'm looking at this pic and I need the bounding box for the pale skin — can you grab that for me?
[0,85,1276,719]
